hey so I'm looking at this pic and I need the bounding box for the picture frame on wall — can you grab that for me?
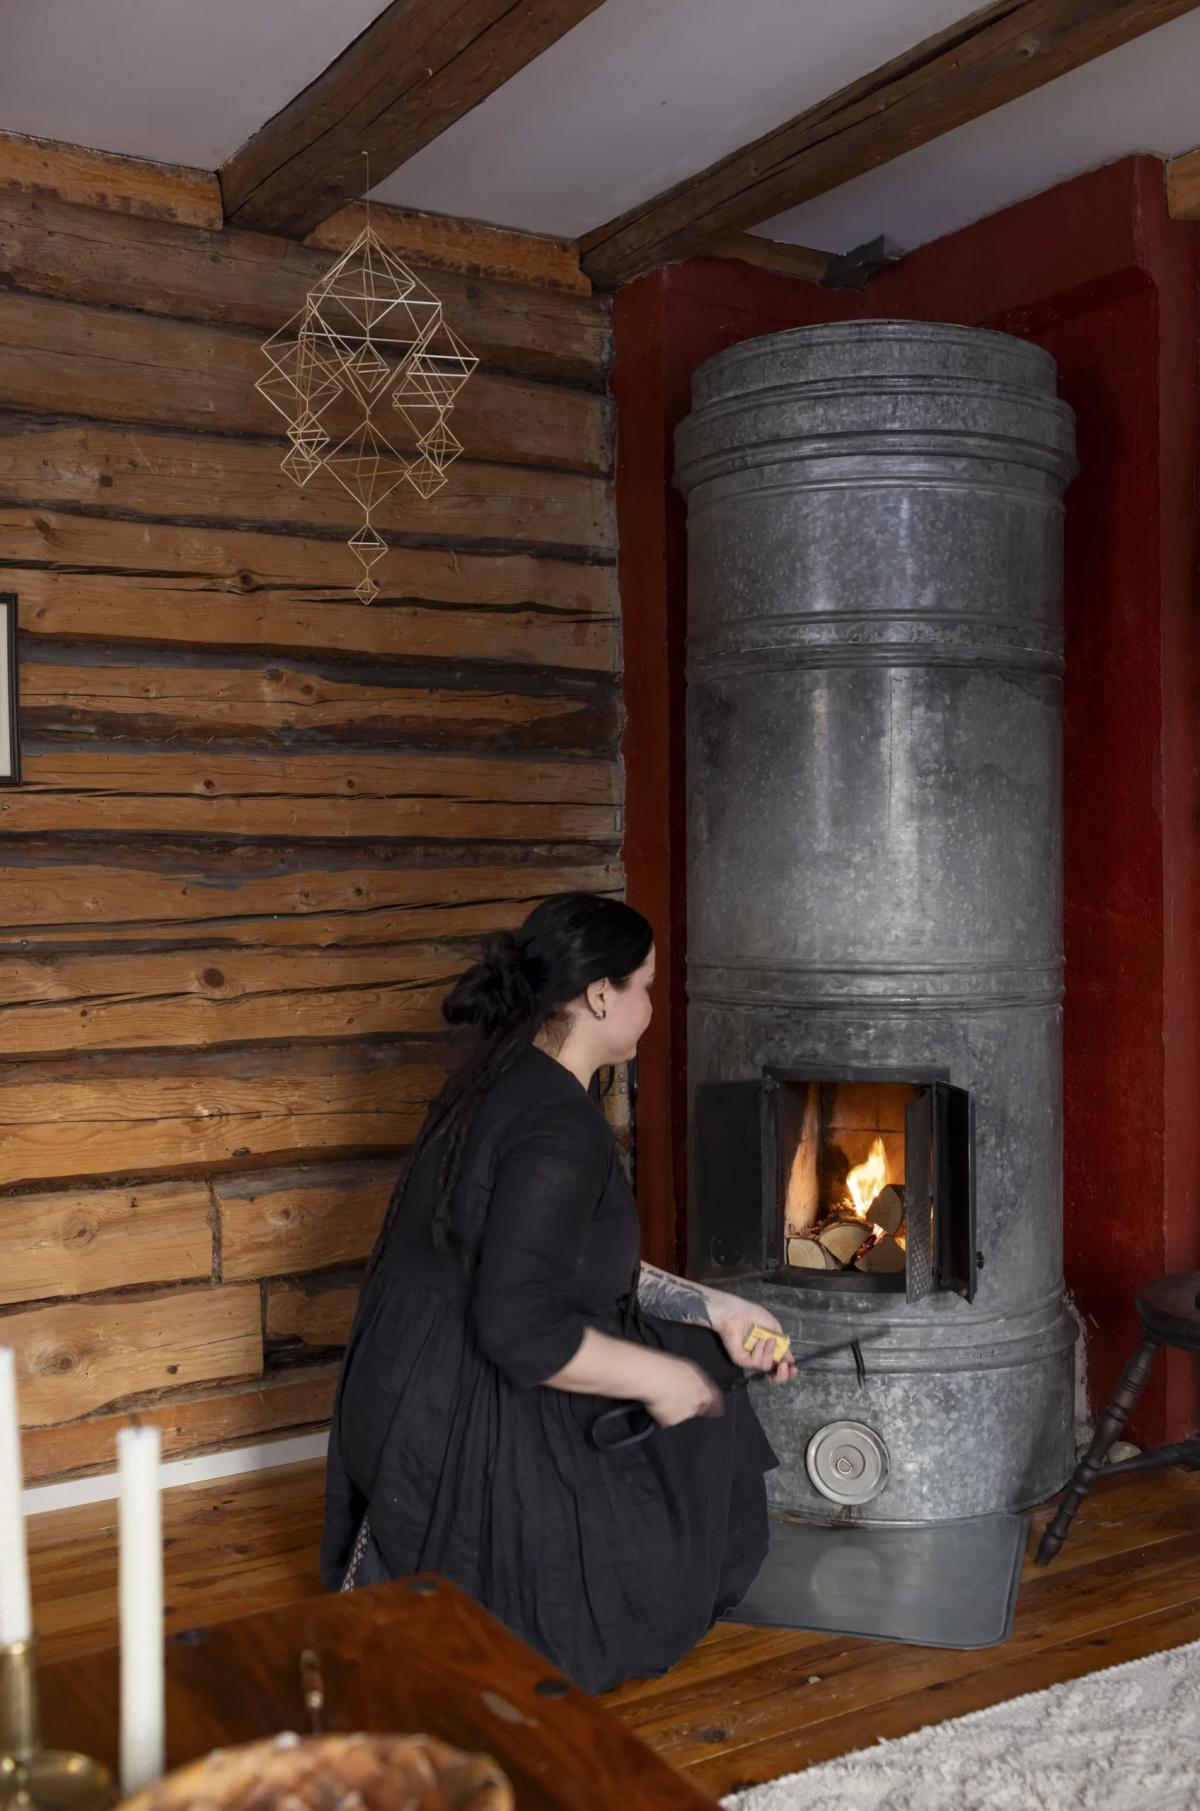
[0,594,19,785]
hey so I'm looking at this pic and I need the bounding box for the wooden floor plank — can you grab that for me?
[28,1459,326,1661]
[693,1598,1200,1798]
[25,1459,1200,1790]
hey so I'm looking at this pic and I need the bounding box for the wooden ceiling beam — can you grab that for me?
[220,0,607,239]
[581,0,1200,288]
[1166,146,1200,219]
[709,234,832,285]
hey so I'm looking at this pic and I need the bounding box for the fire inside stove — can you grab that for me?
[779,1081,917,1280]
[693,1066,977,1301]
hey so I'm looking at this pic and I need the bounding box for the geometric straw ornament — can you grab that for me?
[258,223,477,602]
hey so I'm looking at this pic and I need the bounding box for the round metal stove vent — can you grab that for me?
[805,1421,889,1506]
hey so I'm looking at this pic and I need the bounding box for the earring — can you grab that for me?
[592,1006,607,1021]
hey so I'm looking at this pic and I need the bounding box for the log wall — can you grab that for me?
[0,166,620,1481]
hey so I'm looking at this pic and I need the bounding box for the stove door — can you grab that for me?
[693,1078,773,1279]
[905,1082,977,1304]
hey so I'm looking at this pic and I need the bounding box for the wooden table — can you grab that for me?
[37,1576,718,1811]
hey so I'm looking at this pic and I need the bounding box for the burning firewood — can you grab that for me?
[855,1233,905,1273]
[786,1236,838,1270]
[815,1220,870,1266]
[868,1185,904,1236]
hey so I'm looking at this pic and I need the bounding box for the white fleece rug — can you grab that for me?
[724,1639,1200,1811]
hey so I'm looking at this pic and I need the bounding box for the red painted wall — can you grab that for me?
[614,155,1200,1443]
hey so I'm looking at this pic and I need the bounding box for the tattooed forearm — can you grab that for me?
[637,1262,714,1327]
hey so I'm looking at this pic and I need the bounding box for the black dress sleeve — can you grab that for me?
[471,1097,608,1388]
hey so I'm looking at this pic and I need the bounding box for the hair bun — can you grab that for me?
[442,931,536,1034]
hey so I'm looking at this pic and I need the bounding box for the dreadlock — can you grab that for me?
[368,892,653,1273]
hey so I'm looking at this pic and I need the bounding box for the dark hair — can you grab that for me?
[373,892,653,1267]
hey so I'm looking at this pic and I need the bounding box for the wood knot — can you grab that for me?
[61,1212,99,1248]
[237,571,256,591]
[202,967,225,989]
[32,1343,81,1379]
[201,778,216,792]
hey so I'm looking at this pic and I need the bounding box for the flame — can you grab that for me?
[845,1135,889,1223]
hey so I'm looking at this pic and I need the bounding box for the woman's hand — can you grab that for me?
[642,1356,726,1428]
[709,1299,798,1388]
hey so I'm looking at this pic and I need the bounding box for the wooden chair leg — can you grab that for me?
[1035,1333,1163,1566]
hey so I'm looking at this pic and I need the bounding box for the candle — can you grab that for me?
[118,1425,164,1795]
[0,1347,32,1646]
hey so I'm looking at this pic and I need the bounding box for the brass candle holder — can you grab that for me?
[0,1641,115,1811]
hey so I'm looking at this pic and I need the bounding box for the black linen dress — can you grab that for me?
[321,1044,776,1693]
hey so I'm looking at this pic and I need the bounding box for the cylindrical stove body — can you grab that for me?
[675,322,1078,1522]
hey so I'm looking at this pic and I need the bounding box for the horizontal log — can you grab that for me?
[20,1364,338,1483]
[265,1278,360,1350]
[0,292,610,478]
[0,1053,442,1187]
[19,656,617,754]
[0,856,622,946]
[13,575,616,678]
[2,1284,262,1426]
[2,749,620,842]
[0,423,615,558]
[0,130,223,229]
[0,944,467,1057]
[6,556,616,687]
[0,192,606,383]
[311,204,592,298]
[0,1181,213,1306]
[14,747,615,801]
[0,509,618,619]
[216,1160,395,1281]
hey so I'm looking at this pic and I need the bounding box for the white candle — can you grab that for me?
[0,1348,32,1646]
[118,1425,164,1795]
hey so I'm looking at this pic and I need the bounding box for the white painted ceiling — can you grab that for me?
[1,0,1198,256]
[370,0,973,234]
[0,0,392,171]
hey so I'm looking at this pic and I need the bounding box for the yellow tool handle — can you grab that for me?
[743,1324,792,1365]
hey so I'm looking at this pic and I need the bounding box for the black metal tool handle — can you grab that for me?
[589,1400,659,1452]
[588,1331,883,1453]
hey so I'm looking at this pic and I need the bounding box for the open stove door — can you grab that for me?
[692,1077,774,1278]
[905,1082,977,1303]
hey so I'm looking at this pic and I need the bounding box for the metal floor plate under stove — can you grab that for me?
[727,1513,1028,1649]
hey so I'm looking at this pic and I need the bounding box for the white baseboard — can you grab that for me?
[23,1429,329,1517]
